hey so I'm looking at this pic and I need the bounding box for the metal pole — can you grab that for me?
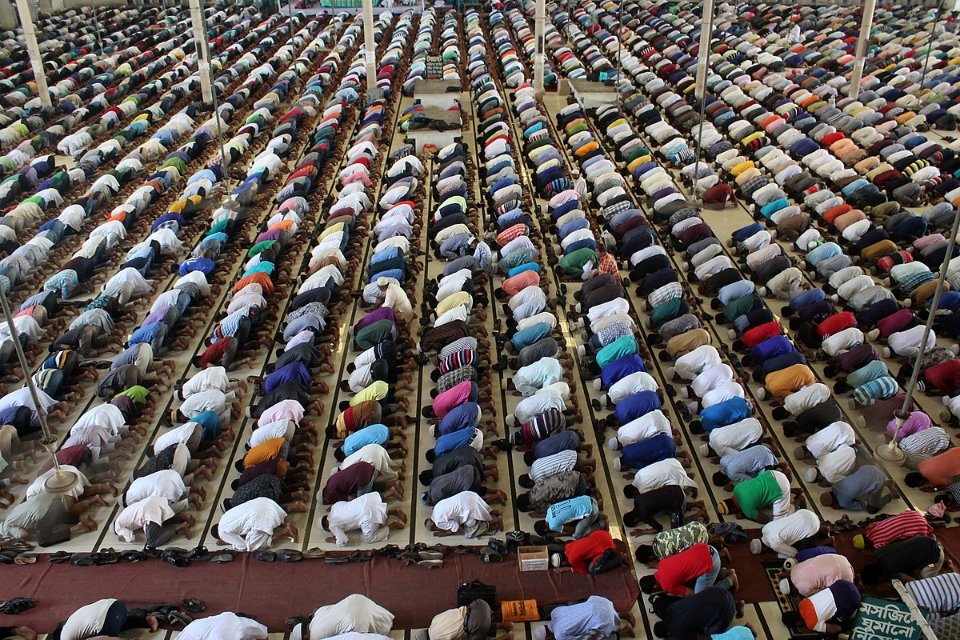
[848,0,876,101]
[14,0,51,108]
[198,0,228,175]
[692,0,715,196]
[362,0,376,96]
[920,0,947,90]
[0,287,54,445]
[533,0,545,94]
[879,187,960,463]
[285,0,294,46]
[189,0,213,105]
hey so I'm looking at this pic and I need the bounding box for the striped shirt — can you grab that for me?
[720,445,779,483]
[530,449,578,482]
[907,573,960,615]
[439,337,478,361]
[436,366,477,393]
[648,281,684,308]
[864,510,933,549]
[900,427,952,464]
[852,377,899,406]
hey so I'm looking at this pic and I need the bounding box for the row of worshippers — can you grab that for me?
[401,9,463,96]
[311,13,426,547]
[413,13,505,540]
[542,10,837,637]
[549,84,755,638]
[3,13,354,548]
[1,6,289,304]
[484,28,611,549]
[103,18,356,549]
[211,14,411,549]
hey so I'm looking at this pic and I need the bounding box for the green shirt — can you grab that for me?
[559,248,597,277]
[732,470,783,520]
[723,294,759,323]
[355,319,394,350]
[247,240,276,258]
[596,335,638,370]
[115,385,150,404]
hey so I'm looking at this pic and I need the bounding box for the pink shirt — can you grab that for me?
[432,381,475,419]
[257,400,305,427]
[790,554,854,596]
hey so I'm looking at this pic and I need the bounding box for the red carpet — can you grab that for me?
[0,551,640,632]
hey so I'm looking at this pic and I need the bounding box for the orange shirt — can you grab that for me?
[244,437,286,469]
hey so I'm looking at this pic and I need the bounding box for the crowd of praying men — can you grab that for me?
[12,0,960,638]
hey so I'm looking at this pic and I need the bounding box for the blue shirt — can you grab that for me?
[698,397,752,432]
[790,289,827,311]
[751,336,795,364]
[614,391,661,424]
[264,362,312,394]
[622,433,676,470]
[437,402,480,436]
[193,410,221,440]
[129,322,164,345]
[507,262,540,278]
[549,596,621,640]
[342,424,390,456]
[434,427,479,458]
[511,323,552,350]
[546,495,595,531]
[832,464,886,510]
[532,430,581,460]
[600,354,646,389]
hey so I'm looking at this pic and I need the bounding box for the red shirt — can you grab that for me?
[656,543,713,596]
[817,312,857,339]
[865,510,933,549]
[565,529,617,574]
[876,309,915,339]
[199,337,236,368]
[743,321,782,348]
[924,359,960,394]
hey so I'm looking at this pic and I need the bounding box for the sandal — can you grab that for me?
[166,610,193,628]
[210,552,235,563]
[303,547,326,560]
[122,550,150,563]
[70,554,96,567]
[278,549,303,563]
[253,550,277,562]
[418,559,444,569]
[0,598,34,615]
[480,545,504,563]
[182,598,206,614]
[49,550,72,563]
[13,553,36,565]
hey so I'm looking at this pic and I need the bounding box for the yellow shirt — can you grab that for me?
[351,380,389,406]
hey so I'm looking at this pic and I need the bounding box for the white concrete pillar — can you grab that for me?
[0,0,17,29]
[14,0,50,108]
[362,0,376,95]
[694,0,715,102]
[848,0,876,101]
[533,0,545,94]
[37,0,51,14]
[189,0,213,105]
